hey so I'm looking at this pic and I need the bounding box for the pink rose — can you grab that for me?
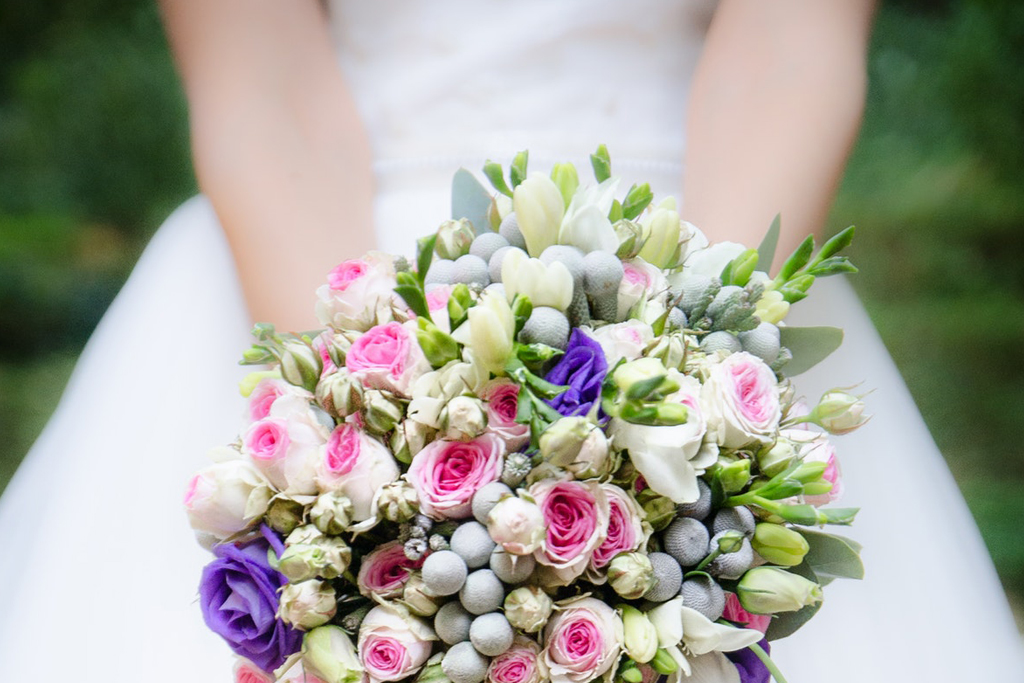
[424,284,453,333]
[701,352,781,448]
[316,253,398,332]
[587,321,653,364]
[487,494,546,555]
[488,636,544,683]
[617,258,668,320]
[723,593,771,635]
[317,423,400,521]
[248,377,310,422]
[233,659,275,683]
[185,460,272,544]
[479,379,530,452]
[530,480,609,586]
[346,322,430,397]
[406,434,505,520]
[543,598,622,683]
[357,541,424,599]
[781,425,844,507]
[589,485,646,571]
[244,395,330,495]
[358,606,435,683]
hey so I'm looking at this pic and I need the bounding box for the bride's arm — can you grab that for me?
[159,0,374,331]
[683,0,876,263]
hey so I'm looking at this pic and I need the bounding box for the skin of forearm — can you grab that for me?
[683,0,875,268]
[161,0,375,331]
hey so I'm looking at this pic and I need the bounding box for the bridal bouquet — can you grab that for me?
[185,148,866,683]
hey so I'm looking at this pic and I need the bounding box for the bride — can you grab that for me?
[0,0,1020,680]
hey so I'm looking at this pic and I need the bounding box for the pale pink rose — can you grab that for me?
[617,258,668,320]
[247,377,305,422]
[185,460,272,542]
[701,352,781,448]
[479,379,530,452]
[346,321,430,397]
[406,434,505,520]
[316,253,398,332]
[487,494,546,555]
[357,541,424,599]
[488,636,544,683]
[317,423,400,520]
[587,321,654,364]
[530,480,609,586]
[543,598,623,683]
[589,485,646,571]
[313,332,339,377]
[244,395,330,495]
[233,659,275,683]
[358,606,435,683]
[277,664,327,683]
[723,593,771,634]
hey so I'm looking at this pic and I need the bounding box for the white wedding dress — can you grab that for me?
[1,1,1020,680]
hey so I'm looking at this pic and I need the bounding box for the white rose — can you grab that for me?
[315,252,398,332]
[587,320,654,364]
[184,459,272,544]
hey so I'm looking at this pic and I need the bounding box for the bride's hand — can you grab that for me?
[684,0,876,267]
[159,0,375,331]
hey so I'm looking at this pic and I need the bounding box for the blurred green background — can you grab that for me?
[0,0,1021,629]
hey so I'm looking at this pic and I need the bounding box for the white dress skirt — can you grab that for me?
[0,0,1021,680]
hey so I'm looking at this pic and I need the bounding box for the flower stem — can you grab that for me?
[748,642,788,683]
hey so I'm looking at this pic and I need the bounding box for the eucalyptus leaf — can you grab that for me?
[778,326,844,376]
[451,168,494,235]
[757,215,781,273]
[796,528,865,581]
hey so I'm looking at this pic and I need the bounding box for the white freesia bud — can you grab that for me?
[501,249,574,312]
[303,625,365,683]
[558,177,621,254]
[755,289,790,324]
[450,291,515,375]
[279,579,338,629]
[513,173,565,256]
[184,460,272,543]
[441,395,488,441]
[737,567,823,615]
[620,606,659,664]
[638,207,682,269]
[539,417,612,479]
[504,585,554,633]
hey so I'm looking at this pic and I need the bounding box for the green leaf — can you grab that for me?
[591,144,611,182]
[517,343,563,367]
[621,183,653,221]
[483,161,513,197]
[394,285,431,321]
[819,507,860,526]
[778,326,844,376]
[797,528,864,581]
[515,388,534,424]
[510,150,529,188]
[451,168,494,235]
[608,199,624,223]
[524,371,567,400]
[775,235,815,283]
[765,563,822,641]
[757,215,781,273]
[416,234,438,285]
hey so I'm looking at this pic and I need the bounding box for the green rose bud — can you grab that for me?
[620,605,659,664]
[613,219,643,259]
[310,491,355,535]
[737,566,823,615]
[440,395,487,441]
[279,544,329,583]
[608,552,655,600]
[504,585,554,633]
[363,389,405,435]
[435,218,476,260]
[757,439,798,478]
[316,369,364,419]
[377,479,419,523]
[303,625,364,683]
[279,339,323,392]
[803,389,869,435]
[640,493,677,533]
[314,535,353,579]
[401,573,441,617]
[717,459,752,494]
[279,579,337,629]
[265,497,306,535]
[751,523,809,567]
[415,653,451,683]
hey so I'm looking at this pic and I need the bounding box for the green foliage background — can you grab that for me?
[1,0,1021,628]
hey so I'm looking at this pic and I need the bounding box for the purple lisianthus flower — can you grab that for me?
[199,526,302,673]
[726,639,772,683]
[544,328,607,417]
